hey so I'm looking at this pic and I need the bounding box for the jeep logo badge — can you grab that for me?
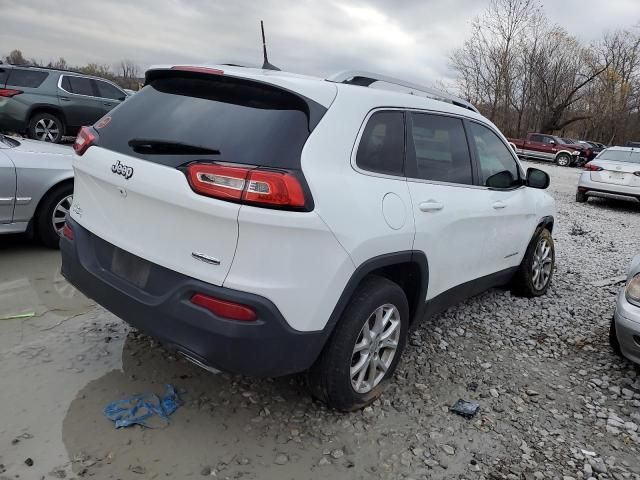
[111,160,134,180]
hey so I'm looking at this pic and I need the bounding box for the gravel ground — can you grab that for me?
[0,160,639,480]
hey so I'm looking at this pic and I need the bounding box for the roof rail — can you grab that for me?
[5,63,79,74]
[326,70,478,113]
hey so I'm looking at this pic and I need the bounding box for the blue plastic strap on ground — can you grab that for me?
[104,384,180,428]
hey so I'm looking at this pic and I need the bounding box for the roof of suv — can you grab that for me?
[146,64,480,118]
[1,64,117,83]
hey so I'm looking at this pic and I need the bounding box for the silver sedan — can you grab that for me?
[0,134,73,247]
[611,255,640,365]
[576,147,640,204]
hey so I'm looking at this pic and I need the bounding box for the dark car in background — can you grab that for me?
[0,65,127,143]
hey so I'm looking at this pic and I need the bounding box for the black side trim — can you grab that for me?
[536,215,554,234]
[324,251,429,333]
[422,266,518,319]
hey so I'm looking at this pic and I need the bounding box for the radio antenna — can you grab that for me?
[260,20,280,71]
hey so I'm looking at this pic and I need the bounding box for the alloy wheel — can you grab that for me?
[531,238,552,290]
[350,304,401,394]
[34,118,60,142]
[52,194,73,236]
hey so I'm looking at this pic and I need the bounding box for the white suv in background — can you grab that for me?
[61,66,556,411]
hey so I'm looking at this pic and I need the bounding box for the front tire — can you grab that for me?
[555,153,571,167]
[609,316,623,357]
[511,228,555,297]
[35,183,73,249]
[28,112,64,143]
[307,276,409,411]
[576,190,587,203]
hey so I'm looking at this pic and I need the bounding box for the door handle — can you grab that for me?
[419,200,444,212]
[104,102,114,107]
[59,97,70,102]
[492,201,507,209]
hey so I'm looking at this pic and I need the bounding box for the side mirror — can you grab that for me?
[526,167,550,189]
[549,140,556,145]
[118,96,126,102]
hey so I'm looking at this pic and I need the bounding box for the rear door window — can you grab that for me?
[406,113,473,185]
[94,80,125,100]
[356,111,405,176]
[6,69,48,88]
[94,74,326,169]
[64,76,95,96]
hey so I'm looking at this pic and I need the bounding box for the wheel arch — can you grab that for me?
[27,105,68,130]
[324,251,429,335]
[536,215,554,234]
[31,176,74,225]
[554,150,575,162]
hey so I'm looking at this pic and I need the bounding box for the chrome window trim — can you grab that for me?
[57,74,126,102]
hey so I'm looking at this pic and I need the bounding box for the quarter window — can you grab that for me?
[95,80,125,100]
[356,111,405,176]
[468,122,521,189]
[6,69,48,88]
[407,113,473,185]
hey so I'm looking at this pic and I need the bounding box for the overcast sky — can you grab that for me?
[1,0,639,86]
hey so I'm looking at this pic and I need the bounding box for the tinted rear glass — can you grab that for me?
[65,76,95,96]
[95,74,325,169]
[6,69,48,88]
[356,111,405,176]
[0,68,7,87]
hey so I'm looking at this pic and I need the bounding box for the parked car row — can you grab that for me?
[1,61,637,409]
[0,64,128,143]
[507,132,597,167]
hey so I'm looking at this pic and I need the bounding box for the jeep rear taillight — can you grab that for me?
[0,89,22,98]
[186,163,308,210]
[73,126,96,156]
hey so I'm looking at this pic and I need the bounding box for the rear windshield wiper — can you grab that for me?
[128,139,220,155]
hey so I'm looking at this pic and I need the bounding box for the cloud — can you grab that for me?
[0,0,638,87]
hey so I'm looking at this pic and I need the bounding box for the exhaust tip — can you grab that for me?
[178,351,221,375]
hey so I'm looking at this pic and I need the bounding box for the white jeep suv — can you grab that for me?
[61,66,556,411]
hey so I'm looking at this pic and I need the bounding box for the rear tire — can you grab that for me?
[28,112,64,143]
[307,275,409,411]
[36,183,73,249]
[576,191,587,203]
[555,153,571,167]
[511,228,555,297]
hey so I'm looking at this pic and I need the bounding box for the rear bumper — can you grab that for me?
[577,173,640,201]
[0,109,26,133]
[60,217,328,377]
[614,290,640,365]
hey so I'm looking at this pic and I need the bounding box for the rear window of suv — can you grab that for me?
[94,73,326,169]
[6,69,48,88]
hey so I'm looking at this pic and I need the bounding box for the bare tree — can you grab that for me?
[119,60,139,80]
[449,1,637,142]
[5,49,28,65]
